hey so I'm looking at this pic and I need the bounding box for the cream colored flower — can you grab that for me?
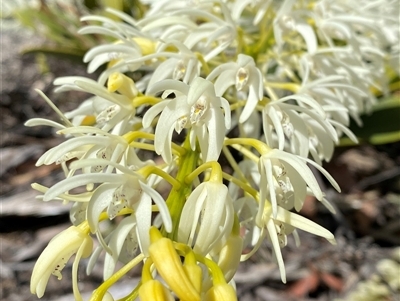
[253,202,336,283]
[30,223,93,300]
[258,148,340,220]
[178,181,234,255]
[207,54,263,123]
[143,77,231,163]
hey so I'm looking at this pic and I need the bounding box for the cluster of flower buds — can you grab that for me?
[28,0,399,300]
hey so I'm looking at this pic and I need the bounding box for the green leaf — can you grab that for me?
[84,0,100,10]
[341,94,400,145]
[22,46,87,64]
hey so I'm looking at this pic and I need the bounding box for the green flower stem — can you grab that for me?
[253,9,274,57]
[222,146,247,182]
[224,138,271,159]
[265,81,300,93]
[164,136,199,240]
[141,258,154,283]
[185,161,223,184]
[89,253,145,301]
[237,27,245,56]
[123,131,155,143]
[129,142,156,151]
[195,255,227,286]
[35,90,74,127]
[125,131,186,155]
[265,85,280,101]
[139,165,181,190]
[195,52,210,75]
[98,209,134,223]
[222,172,258,199]
[229,100,247,111]
[132,95,162,107]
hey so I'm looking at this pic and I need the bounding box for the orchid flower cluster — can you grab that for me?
[27,0,399,300]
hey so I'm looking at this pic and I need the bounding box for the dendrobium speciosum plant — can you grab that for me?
[27,0,399,300]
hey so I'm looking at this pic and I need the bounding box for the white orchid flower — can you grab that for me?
[31,223,93,300]
[43,159,171,256]
[207,54,263,123]
[178,181,234,255]
[143,77,231,163]
[252,202,337,283]
[257,148,340,220]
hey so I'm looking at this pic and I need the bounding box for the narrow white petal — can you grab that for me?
[330,119,358,144]
[147,79,189,96]
[220,97,232,129]
[213,70,236,96]
[25,118,66,130]
[147,59,176,88]
[83,44,140,64]
[142,101,168,129]
[267,106,285,150]
[39,136,109,166]
[58,125,116,137]
[45,174,124,202]
[69,159,135,177]
[139,182,172,233]
[78,25,126,40]
[178,183,207,244]
[141,16,197,32]
[195,183,231,255]
[75,80,131,109]
[87,183,117,232]
[134,193,152,256]
[206,63,236,81]
[269,150,323,200]
[103,215,136,279]
[72,238,92,301]
[265,159,278,219]
[204,107,225,161]
[295,22,317,54]
[187,77,214,106]
[266,219,286,283]
[239,84,258,123]
[302,158,341,192]
[256,173,267,227]
[276,207,336,245]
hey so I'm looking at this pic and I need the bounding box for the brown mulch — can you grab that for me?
[1,23,399,301]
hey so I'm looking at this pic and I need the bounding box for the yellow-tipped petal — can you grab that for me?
[205,284,237,301]
[107,72,138,98]
[132,37,156,56]
[139,280,174,301]
[107,72,125,92]
[80,115,96,126]
[149,228,200,301]
[183,257,203,293]
[30,223,92,298]
[217,234,243,283]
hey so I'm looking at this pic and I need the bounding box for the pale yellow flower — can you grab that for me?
[30,223,93,300]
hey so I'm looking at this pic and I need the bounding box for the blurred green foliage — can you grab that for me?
[9,0,145,62]
[342,86,400,146]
